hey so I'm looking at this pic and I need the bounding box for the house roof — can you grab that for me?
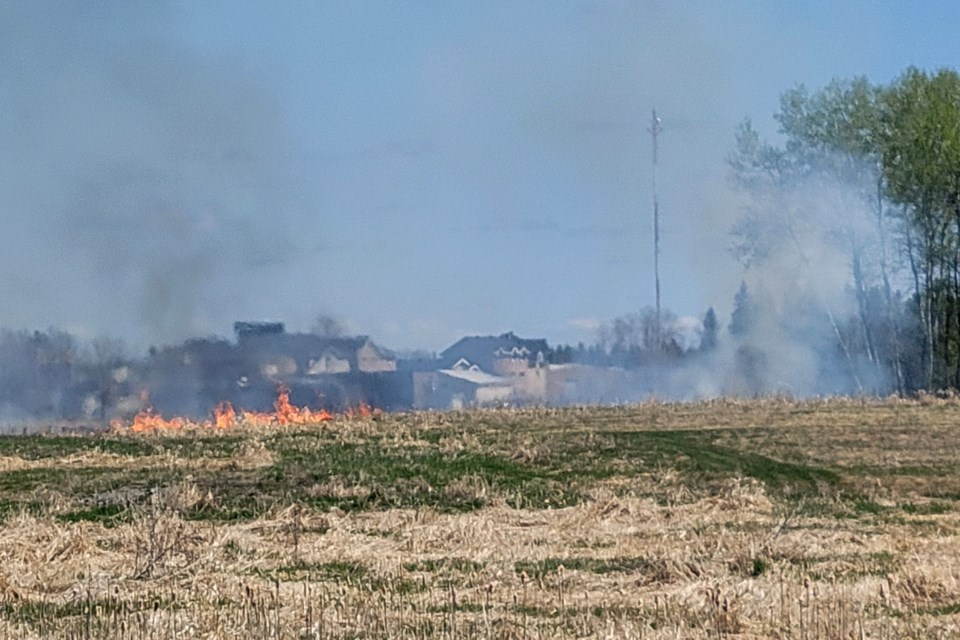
[439,332,550,372]
[438,368,510,386]
[234,321,285,340]
[236,333,394,370]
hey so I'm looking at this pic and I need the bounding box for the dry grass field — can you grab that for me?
[2,397,960,638]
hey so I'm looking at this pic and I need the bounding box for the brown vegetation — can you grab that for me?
[1,398,960,637]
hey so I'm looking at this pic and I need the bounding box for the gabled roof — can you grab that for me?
[438,368,510,386]
[234,321,285,340]
[236,332,394,371]
[450,358,478,372]
[244,332,366,355]
[439,332,550,372]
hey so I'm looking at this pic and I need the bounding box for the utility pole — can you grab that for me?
[648,109,663,350]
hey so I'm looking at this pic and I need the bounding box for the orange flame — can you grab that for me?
[130,408,186,433]
[117,386,375,433]
[235,386,333,426]
[239,409,275,428]
[345,402,377,419]
[213,401,237,429]
[272,386,332,424]
[124,391,187,433]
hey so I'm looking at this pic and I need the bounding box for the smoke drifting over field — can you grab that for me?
[0,1,781,352]
[0,2,942,418]
[1,2,313,345]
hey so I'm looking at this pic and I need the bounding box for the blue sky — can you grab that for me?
[3,1,960,352]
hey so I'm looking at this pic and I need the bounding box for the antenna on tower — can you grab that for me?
[648,109,663,350]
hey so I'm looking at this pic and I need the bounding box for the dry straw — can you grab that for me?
[0,399,959,637]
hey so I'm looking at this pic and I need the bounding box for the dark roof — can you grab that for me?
[439,332,550,372]
[236,332,396,372]
[234,321,285,340]
[243,333,366,361]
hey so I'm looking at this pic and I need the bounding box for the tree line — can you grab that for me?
[729,66,960,394]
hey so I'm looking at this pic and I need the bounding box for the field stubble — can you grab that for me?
[0,398,960,637]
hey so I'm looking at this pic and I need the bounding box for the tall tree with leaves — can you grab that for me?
[729,76,909,392]
[880,67,960,388]
[779,78,904,387]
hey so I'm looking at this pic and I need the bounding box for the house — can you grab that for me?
[142,323,400,417]
[439,332,550,373]
[233,323,397,379]
[412,359,512,409]
[145,337,249,416]
[546,363,631,405]
[436,332,550,404]
[231,324,400,410]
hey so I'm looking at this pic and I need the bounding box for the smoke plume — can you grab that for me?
[1,2,311,347]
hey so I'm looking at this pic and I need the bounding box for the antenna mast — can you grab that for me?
[648,109,663,349]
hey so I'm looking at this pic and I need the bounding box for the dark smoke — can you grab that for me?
[1,2,311,346]
[0,4,930,425]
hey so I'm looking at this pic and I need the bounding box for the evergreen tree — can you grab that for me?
[729,282,755,338]
[701,307,719,351]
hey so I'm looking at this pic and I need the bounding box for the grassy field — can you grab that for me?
[2,397,960,638]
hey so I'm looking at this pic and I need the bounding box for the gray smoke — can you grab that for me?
[0,2,310,347]
[570,164,895,403]
[0,2,915,418]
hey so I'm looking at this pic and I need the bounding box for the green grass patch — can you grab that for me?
[183,503,263,523]
[923,603,960,616]
[402,558,485,573]
[251,559,368,583]
[780,550,899,580]
[572,538,616,549]
[152,435,246,459]
[532,428,842,501]
[0,594,177,631]
[751,556,769,577]
[512,604,582,619]
[2,403,959,527]
[621,430,840,495]
[515,556,656,579]
[56,503,130,526]
[252,560,422,594]
[850,464,956,477]
[0,467,70,493]
[427,602,487,614]
[0,435,159,460]
[266,442,583,512]
[901,501,952,515]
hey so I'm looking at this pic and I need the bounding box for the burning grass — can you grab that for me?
[119,386,345,433]
[2,398,960,637]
